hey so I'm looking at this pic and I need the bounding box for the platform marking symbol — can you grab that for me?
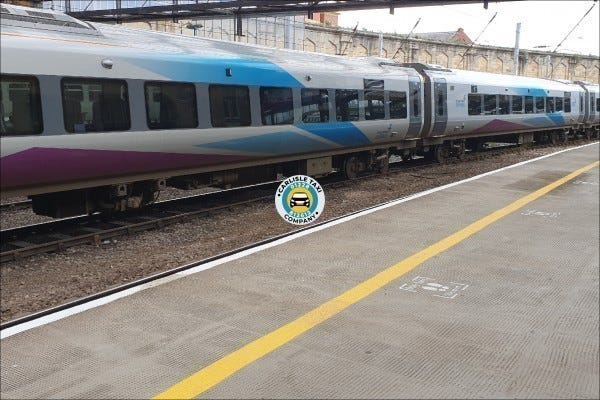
[520,209,561,218]
[573,179,598,186]
[399,276,469,299]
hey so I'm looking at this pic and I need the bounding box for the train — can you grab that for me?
[1,4,599,218]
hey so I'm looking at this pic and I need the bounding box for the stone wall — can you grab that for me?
[303,25,599,84]
[9,0,597,84]
[132,19,599,84]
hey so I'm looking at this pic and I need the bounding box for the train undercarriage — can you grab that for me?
[28,125,598,218]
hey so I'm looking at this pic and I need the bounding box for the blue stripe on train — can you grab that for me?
[524,114,565,127]
[135,54,303,87]
[198,131,333,154]
[297,122,371,147]
[198,122,372,154]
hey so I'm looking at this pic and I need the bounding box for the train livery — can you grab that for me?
[1,4,599,217]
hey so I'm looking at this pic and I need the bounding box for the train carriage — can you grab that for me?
[1,4,598,218]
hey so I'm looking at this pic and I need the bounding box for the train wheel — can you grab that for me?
[433,145,450,164]
[378,156,390,174]
[401,153,413,162]
[376,150,389,174]
[343,156,359,179]
[455,141,466,160]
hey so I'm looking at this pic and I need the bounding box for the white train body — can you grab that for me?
[1,4,598,217]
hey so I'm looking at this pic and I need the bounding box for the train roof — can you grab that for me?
[1,4,597,92]
[0,3,418,81]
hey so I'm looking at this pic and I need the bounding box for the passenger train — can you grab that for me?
[1,4,599,217]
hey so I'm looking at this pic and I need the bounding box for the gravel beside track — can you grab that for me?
[0,144,591,322]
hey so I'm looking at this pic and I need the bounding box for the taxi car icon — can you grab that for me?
[290,192,310,208]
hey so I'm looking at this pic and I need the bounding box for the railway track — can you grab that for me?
[0,140,585,263]
[0,182,280,263]
[0,199,32,212]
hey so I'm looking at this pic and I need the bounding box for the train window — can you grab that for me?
[525,96,534,113]
[62,78,130,133]
[579,93,584,112]
[145,82,197,130]
[335,89,359,121]
[0,74,43,136]
[555,97,563,112]
[484,95,497,115]
[468,94,482,115]
[545,97,555,113]
[564,94,571,113]
[364,90,385,120]
[596,98,600,112]
[389,91,407,119]
[260,87,294,125]
[209,85,251,127]
[535,97,545,113]
[498,95,510,115]
[511,96,523,113]
[301,89,329,123]
[435,90,445,117]
[411,90,421,118]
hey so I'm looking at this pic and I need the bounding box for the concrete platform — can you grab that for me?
[1,143,599,399]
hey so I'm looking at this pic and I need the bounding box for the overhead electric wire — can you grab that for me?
[459,11,497,66]
[552,2,596,53]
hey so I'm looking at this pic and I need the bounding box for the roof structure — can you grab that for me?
[414,28,473,45]
[33,0,518,23]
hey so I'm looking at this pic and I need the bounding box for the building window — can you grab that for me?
[335,89,359,121]
[468,94,482,115]
[535,97,545,113]
[498,95,510,115]
[145,81,197,129]
[260,86,294,125]
[555,97,563,112]
[301,89,329,123]
[484,94,497,115]
[389,91,407,119]
[62,78,130,133]
[209,85,251,127]
[0,74,43,136]
[525,96,534,114]
[364,90,385,120]
[511,96,523,113]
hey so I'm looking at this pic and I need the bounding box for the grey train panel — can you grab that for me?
[431,78,448,136]
[407,78,422,138]
[420,72,433,137]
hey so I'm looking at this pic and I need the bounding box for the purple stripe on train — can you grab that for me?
[470,119,532,134]
[0,147,252,188]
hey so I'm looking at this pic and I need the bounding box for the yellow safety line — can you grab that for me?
[153,160,599,400]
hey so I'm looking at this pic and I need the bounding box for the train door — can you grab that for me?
[431,78,448,135]
[583,90,590,123]
[407,77,422,138]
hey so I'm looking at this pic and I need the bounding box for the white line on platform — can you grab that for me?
[2,142,598,339]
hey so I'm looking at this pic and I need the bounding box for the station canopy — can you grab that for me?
[60,0,515,23]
